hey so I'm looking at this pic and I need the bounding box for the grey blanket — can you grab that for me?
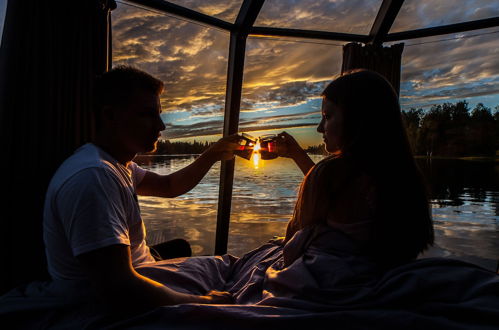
[2,226,498,329]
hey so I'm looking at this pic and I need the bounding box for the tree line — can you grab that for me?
[402,101,498,157]
[148,100,498,157]
[151,139,329,156]
[306,101,498,157]
[151,140,214,155]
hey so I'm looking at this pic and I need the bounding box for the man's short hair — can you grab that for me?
[94,65,164,116]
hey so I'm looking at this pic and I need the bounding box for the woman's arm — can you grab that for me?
[276,132,315,175]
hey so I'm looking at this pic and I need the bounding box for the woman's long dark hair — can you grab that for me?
[288,70,434,267]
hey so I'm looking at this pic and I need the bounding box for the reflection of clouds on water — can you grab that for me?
[431,191,498,228]
[422,220,498,271]
[420,159,499,270]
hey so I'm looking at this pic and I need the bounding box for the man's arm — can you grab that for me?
[77,244,231,313]
[137,152,216,198]
[137,135,239,198]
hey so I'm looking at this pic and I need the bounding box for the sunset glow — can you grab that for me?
[111,1,499,147]
[252,141,261,169]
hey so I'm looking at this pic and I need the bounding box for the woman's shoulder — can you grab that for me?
[317,155,368,180]
[315,155,355,171]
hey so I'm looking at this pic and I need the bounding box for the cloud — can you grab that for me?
[391,0,499,33]
[242,81,326,111]
[241,37,342,109]
[397,26,499,109]
[112,3,230,113]
[387,0,499,109]
[255,0,381,34]
[161,119,223,139]
[112,2,343,118]
[161,107,321,139]
[113,0,499,138]
[166,0,241,22]
[401,76,499,109]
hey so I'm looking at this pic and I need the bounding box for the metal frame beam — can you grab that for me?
[385,16,499,42]
[367,0,404,45]
[215,0,265,255]
[234,0,264,33]
[123,0,233,31]
[249,26,368,43]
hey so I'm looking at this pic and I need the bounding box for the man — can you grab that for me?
[43,66,236,313]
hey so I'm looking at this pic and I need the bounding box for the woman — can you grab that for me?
[276,69,434,268]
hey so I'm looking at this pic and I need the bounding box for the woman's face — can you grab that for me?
[317,97,344,154]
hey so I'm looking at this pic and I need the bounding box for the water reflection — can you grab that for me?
[417,158,498,211]
[134,155,498,271]
[415,158,499,270]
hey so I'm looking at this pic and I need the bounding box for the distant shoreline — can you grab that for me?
[137,153,498,161]
[136,152,328,157]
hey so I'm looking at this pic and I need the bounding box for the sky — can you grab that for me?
[111,0,499,147]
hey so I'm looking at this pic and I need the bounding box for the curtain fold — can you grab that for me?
[0,0,115,293]
[341,42,404,95]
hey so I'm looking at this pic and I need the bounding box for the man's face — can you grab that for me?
[113,89,166,154]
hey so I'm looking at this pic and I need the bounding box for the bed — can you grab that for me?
[1,226,498,329]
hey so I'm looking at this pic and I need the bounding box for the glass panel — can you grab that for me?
[391,0,499,33]
[165,0,243,23]
[227,36,344,256]
[394,28,499,269]
[113,1,229,256]
[395,27,499,112]
[254,0,383,34]
[0,0,7,46]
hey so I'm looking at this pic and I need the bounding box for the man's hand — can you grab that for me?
[78,245,236,313]
[203,134,241,162]
[201,290,234,304]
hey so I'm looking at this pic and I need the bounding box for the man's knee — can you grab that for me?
[150,238,192,260]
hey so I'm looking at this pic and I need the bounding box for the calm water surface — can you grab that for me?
[134,155,499,271]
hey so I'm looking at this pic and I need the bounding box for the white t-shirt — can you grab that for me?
[43,143,156,280]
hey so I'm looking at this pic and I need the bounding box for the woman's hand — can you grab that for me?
[276,131,304,158]
[276,131,315,175]
[203,134,241,162]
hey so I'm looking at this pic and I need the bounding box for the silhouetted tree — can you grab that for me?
[469,103,495,156]
[402,108,423,154]
[402,100,498,157]
[146,140,214,155]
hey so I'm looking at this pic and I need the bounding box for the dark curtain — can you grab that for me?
[0,0,115,294]
[341,42,404,95]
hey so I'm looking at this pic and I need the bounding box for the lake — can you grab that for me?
[134,154,499,271]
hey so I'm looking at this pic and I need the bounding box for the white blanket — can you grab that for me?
[2,226,499,329]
